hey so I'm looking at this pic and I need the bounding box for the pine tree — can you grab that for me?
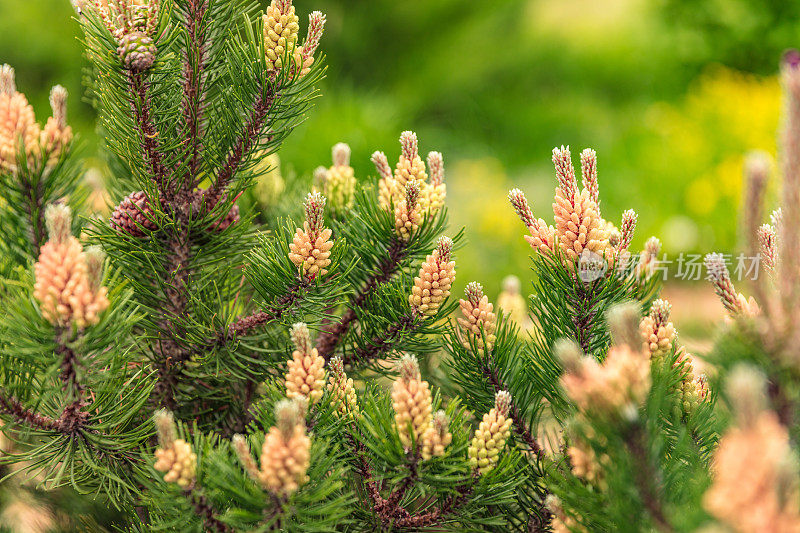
[1,2,799,532]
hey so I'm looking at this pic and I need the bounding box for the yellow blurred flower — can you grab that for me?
[642,66,780,250]
[685,178,717,216]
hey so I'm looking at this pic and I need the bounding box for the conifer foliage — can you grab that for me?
[1,1,799,532]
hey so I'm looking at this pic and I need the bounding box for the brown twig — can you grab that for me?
[0,390,87,436]
[128,47,194,410]
[317,239,409,360]
[569,281,597,355]
[57,400,89,435]
[343,426,473,529]
[625,423,673,532]
[128,70,168,199]
[345,311,418,367]
[182,0,209,189]
[0,391,61,432]
[55,328,84,398]
[347,432,432,528]
[185,489,234,533]
[19,172,46,256]
[152,230,193,410]
[212,280,308,347]
[227,310,279,338]
[482,362,545,459]
[207,85,276,207]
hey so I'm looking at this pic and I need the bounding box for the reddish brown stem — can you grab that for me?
[317,239,409,359]
[227,310,278,338]
[484,363,545,459]
[152,231,193,410]
[19,172,46,256]
[343,427,473,529]
[0,390,87,436]
[344,312,418,367]
[128,71,168,199]
[185,489,233,533]
[182,0,209,189]
[0,391,61,431]
[208,86,276,207]
[626,423,673,532]
[55,328,84,398]
[213,280,309,346]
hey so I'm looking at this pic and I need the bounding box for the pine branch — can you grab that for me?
[185,489,233,533]
[128,71,169,198]
[0,389,87,436]
[626,423,673,532]
[317,238,409,359]
[344,425,473,529]
[569,281,598,354]
[182,0,209,188]
[56,328,83,398]
[343,431,391,522]
[345,431,438,529]
[385,451,421,508]
[152,231,193,410]
[345,311,419,367]
[19,172,45,255]
[211,279,310,347]
[208,84,277,206]
[213,279,313,434]
[483,360,545,459]
[0,390,61,432]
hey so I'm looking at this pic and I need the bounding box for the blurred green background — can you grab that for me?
[1,0,797,336]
